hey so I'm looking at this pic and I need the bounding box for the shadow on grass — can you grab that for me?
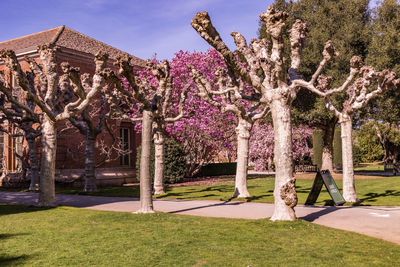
[0,233,31,266]
[0,204,54,217]
[0,255,31,266]
[353,190,400,206]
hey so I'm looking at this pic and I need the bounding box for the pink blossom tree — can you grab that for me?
[296,56,399,202]
[167,50,237,177]
[187,50,268,198]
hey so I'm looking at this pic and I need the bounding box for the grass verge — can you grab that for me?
[53,175,400,206]
[1,204,399,266]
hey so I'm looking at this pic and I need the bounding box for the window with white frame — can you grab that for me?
[120,128,131,166]
[11,74,23,101]
[0,132,3,171]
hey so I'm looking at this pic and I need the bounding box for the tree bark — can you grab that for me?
[340,118,359,202]
[135,109,155,213]
[233,118,251,198]
[270,99,297,221]
[153,130,165,195]
[27,136,40,191]
[321,120,336,172]
[38,116,57,207]
[83,133,98,192]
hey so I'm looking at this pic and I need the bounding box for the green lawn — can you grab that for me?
[1,204,399,266]
[56,176,400,206]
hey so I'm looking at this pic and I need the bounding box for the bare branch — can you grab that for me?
[55,52,108,121]
[250,104,270,121]
[191,11,260,91]
[288,19,307,81]
[165,83,190,122]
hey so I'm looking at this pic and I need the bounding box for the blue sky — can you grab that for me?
[0,0,274,60]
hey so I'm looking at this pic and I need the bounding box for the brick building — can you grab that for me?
[0,26,144,186]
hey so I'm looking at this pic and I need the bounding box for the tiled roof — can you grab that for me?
[0,26,144,67]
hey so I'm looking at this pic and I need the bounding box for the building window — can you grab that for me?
[120,128,130,166]
[11,74,23,101]
[0,132,3,171]
[14,134,23,172]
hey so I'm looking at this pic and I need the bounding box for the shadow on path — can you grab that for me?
[299,206,340,222]
[0,192,139,209]
[166,199,243,214]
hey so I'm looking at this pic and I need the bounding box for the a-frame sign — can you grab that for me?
[305,170,346,206]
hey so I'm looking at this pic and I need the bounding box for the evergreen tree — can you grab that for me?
[362,0,400,164]
[268,0,371,171]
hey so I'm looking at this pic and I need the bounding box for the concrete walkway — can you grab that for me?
[1,191,400,245]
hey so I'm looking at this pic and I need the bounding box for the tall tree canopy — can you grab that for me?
[267,0,372,171]
[361,0,400,164]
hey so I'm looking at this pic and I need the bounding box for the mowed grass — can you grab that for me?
[158,176,400,206]
[56,175,400,206]
[1,204,400,267]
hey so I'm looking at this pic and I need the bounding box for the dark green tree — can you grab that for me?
[362,0,400,165]
[266,0,371,171]
[355,121,384,162]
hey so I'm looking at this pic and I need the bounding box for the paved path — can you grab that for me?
[1,191,400,245]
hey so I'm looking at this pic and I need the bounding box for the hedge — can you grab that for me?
[136,138,186,184]
[195,162,237,177]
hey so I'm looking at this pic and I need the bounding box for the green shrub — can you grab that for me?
[196,162,237,177]
[353,142,363,167]
[163,139,186,184]
[312,130,323,169]
[355,123,384,162]
[136,138,186,184]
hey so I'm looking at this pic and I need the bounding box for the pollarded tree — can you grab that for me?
[0,71,41,190]
[0,117,41,190]
[190,65,268,198]
[297,55,399,202]
[104,56,187,212]
[0,45,108,206]
[191,6,328,220]
[266,0,371,173]
[67,93,111,192]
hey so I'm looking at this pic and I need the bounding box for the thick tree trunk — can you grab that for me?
[135,110,155,213]
[321,121,336,172]
[233,118,251,198]
[83,133,98,192]
[270,100,297,221]
[340,119,359,202]
[27,136,40,191]
[38,116,57,207]
[153,131,165,195]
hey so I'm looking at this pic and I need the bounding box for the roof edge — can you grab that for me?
[0,26,63,45]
